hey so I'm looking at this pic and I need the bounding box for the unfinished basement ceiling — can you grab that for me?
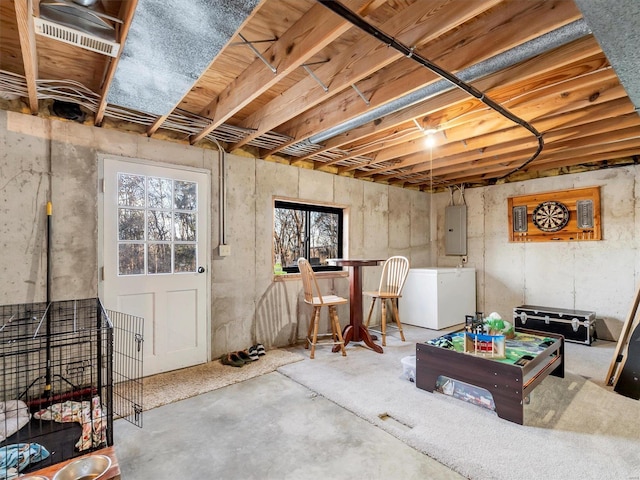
[1,0,639,190]
[107,0,261,116]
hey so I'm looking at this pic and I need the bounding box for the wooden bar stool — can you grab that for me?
[298,257,347,359]
[363,256,410,346]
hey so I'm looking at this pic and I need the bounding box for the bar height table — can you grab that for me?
[327,258,384,353]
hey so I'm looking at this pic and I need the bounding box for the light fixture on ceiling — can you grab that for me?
[413,119,438,148]
[423,128,437,149]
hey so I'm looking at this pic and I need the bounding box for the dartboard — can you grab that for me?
[532,200,570,232]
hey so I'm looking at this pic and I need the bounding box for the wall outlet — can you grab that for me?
[461,255,468,264]
[219,244,231,256]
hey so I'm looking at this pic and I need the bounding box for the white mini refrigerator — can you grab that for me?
[399,267,476,330]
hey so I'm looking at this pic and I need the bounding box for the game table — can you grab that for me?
[416,328,564,424]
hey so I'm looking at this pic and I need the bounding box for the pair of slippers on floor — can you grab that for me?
[220,343,265,367]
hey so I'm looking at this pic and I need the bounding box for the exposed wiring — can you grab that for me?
[455,184,466,205]
[447,186,454,206]
[447,185,466,206]
[317,0,544,181]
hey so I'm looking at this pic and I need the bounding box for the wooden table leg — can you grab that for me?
[357,324,383,353]
[329,259,384,354]
[349,265,364,341]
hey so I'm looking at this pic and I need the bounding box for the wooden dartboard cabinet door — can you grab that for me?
[508,186,601,242]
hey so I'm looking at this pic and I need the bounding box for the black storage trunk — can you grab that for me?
[514,305,597,345]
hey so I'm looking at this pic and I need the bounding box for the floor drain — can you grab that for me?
[378,412,413,431]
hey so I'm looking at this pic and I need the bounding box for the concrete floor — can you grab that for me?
[114,370,464,480]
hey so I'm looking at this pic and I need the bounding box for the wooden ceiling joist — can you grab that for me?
[14,0,38,114]
[1,0,638,190]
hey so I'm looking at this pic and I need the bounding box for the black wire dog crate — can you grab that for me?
[0,298,143,478]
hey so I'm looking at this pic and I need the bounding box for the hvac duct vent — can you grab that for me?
[34,17,120,57]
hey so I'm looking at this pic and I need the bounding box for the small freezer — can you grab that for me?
[399,267,476,330]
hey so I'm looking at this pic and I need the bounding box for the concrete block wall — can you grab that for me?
[0,110,431,361]
[1,108,635,367]
[219,154,431,355]
[429,167,638,341]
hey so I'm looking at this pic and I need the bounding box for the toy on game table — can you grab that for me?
[484,312,515,339]
[465,312,485,334]
[464,331,506,358]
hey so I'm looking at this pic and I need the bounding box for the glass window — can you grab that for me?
[117,173,198,275]
[274,200,343,273]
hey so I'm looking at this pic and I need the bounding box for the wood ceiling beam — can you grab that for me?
[356,65,619,174]
[364,101,639,184]
[229,0,502,151]
[354,76,626,180]
[187,0,373,145]
[403,114,640,181]
[328,37,606,172]
[315,35,604,163]
[434,143,640,188]
[518,137,640,172]
[95,0,138,127]
[421,100,637,175]
[14,0,38,114]
[405,127,640,186]
[319,124,424,168]
[405,145,640,189]
[317,85,630,174]
[308,37,613,169]
[265,0,582,156]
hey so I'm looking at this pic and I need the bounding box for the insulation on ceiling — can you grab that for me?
[106,0,260,116]
[575,0,640,112]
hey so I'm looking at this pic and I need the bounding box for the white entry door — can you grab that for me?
[100,157,210,376]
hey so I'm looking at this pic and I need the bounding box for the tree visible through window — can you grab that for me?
[117,173,198,275]
[274,200,343,272]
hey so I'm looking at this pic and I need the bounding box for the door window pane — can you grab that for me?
[118,208,145,241]
[175,244,196,272]
[174,212,196,241]
[148,243,172,274]
[148,211,172,241]
[174,181,197,210]
[118,174,145,207]
[119,243,145,275]
[147,177,172,209]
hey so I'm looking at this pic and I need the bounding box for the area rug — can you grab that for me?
[143,349,304,410]
[278,327,640,480]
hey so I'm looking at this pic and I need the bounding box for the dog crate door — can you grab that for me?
[110,309,144,428]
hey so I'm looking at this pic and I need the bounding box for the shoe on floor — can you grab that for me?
[236,350,255,363]
[221,352,244,367]
[249,343,266,358]
[248,345,260,360]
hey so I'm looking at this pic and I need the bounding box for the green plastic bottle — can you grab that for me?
[274,257,284,275]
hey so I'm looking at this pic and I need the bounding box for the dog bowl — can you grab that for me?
[52,454,111,480]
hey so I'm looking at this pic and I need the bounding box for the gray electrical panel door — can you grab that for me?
[445,205,467,255]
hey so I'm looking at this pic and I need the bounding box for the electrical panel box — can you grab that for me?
[445,205,467,255]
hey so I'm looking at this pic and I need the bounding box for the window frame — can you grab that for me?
[274,199,344,273]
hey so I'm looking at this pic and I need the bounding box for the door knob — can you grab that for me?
[197,266,205,273]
